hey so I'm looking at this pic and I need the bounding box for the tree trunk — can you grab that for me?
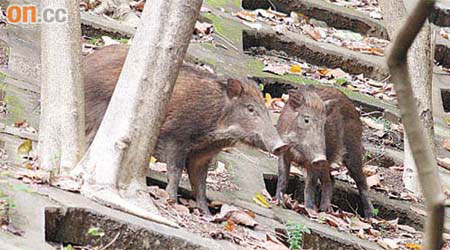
[39,0,85,175]
[379,0,434,194]
[73,0,202,227]
[385,0,444,248]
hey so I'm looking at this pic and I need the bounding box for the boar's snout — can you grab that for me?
[271,140,290,156]
[261,128,290,156]
[311,155,327,167]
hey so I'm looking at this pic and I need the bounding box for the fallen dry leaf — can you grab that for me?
[266,9,288,18]
[378,238,400,249]
[443,139,450,151]
[265,93,272,107]
[3,224,24,236]
[363,165,378,176]
[150,156,157,164]
[194,21,213,35]
[326,68,347,78]
[366,173,381,188]
[410,206,427,216]
[172,204,190,214]
[148,186,169,201]
[302,24,323,41]
[318,68,330,76]
[233,10,257,22]
[229,210,258,228]
[404,243,422,249]
[322,213,348,231]
[384,218,399,229]
[263,64,288,75]
[398,224,416,234]
[350,217,372,231]
[260,189,272,201]
[368,228,381,237]
[17,140,32,155]
[224,219,236,232]
[289,64,302,73]
[244,209,256,219]
[51,175,80,191]
[212,204,258,228]
[438,157,450,171]
[253,193,271,208]
[180,198,199,209]
[133,0,145,11]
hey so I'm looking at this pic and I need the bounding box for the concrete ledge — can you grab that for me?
[242,0,388,39]
[243,28,388,81]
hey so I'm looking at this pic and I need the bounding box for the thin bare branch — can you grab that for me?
[386,1,445,249]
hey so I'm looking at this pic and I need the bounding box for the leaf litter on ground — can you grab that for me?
[148,185,288,249]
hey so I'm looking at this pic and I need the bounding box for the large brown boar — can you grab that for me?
[83,45,289,213]
[275,85,374,217]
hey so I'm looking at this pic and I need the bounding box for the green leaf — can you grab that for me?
[371,208,379,217]
[87,227,105,237]
[335,78,348,86]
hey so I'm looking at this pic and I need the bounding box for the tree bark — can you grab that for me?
[73,0,202,227]
[379,0,434,194]
[385,0,444,248]
[39,0,85,175]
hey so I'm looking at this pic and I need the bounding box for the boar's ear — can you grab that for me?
[324,99,338,114]
[227,79,243,98]
[287,90,304,109]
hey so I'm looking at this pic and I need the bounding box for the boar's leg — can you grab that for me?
[344,142,374,217]
[186,153,215,214]
[318,168,334,213]
[304,166,320,210]
[165,145,188,202]
[275,152,293,201]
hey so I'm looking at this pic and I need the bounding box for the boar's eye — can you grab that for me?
[304,116,310,124]
[247,104,255,113]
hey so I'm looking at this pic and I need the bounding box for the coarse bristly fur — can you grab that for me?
[275,84,374,217]
[83,44,284,213]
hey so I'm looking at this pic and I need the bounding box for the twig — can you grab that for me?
[100,232,120,250]
[344,200,359,216]
[214,32,239,52]
[385,0,444,248]
[267,0,277,11]
[361,111,383,117]
[364,152,385,165]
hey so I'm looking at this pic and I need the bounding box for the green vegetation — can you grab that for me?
[203,13,242,45]
[205,0,241,8]
[371,208,379,217]
[63,244,73,250]
[86,36,103,46]
[287,222,311,250]
[87,227,105,237]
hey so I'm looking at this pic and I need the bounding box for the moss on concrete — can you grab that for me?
[204,13,243,46]
[205,0,241,9]
[0,82,25,123]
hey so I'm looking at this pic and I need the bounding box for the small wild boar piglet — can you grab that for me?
[275,85,374,217]
[83,45,289,214]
